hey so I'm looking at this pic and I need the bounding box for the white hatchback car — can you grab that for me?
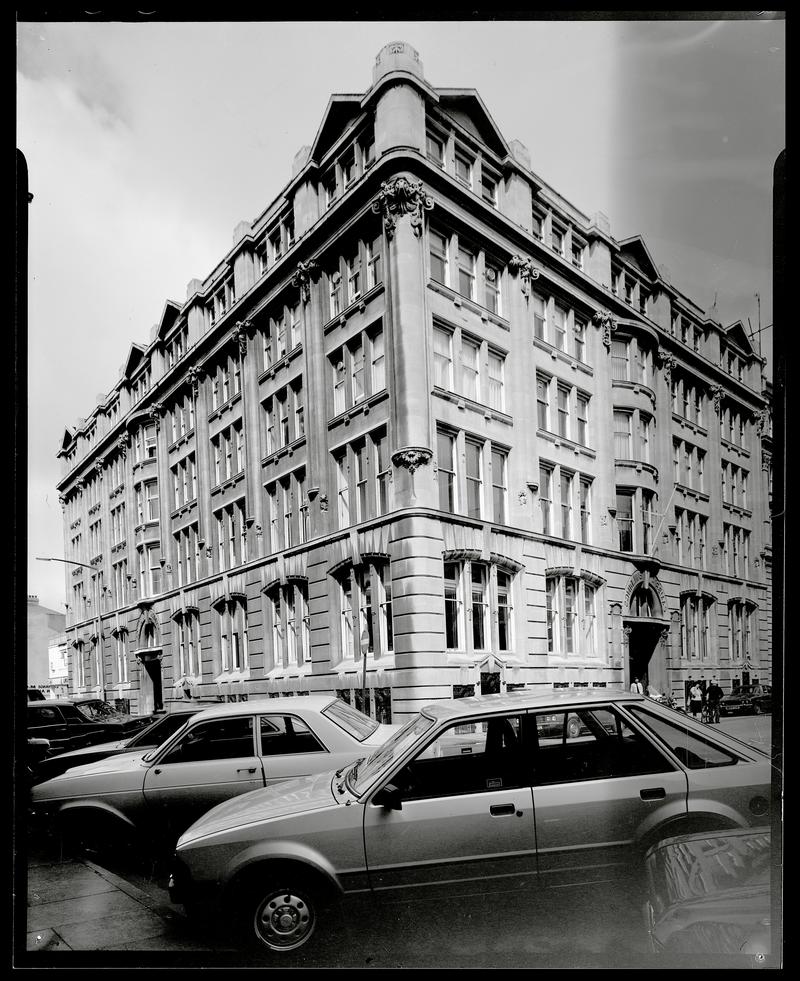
[30,695,396,848]
[168,689,772,955]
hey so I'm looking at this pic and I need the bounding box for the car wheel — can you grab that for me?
[247,881,318,953]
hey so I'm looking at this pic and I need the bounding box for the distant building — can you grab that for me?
[27,595,66,694]
[47,632,71,699]
[55,42,771,721]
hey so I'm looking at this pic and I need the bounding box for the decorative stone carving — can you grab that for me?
[116,432,130,456]
[58,494,66,509]
[518,491,527,507]
[392,447,432,473]
[233,319,253,356]
[593,309,616,349]
[710,384,723,414]
[761,451,770,473]
[754,406,770,434]
[656,347,677,383]
[187,364,204,394]
[148,402,164,430]
[508,255,541,297]
[660,627,670,644]
[94,460,105,476]
[319,494,329,512]
[291,260,319,303]
[371,176,433,240]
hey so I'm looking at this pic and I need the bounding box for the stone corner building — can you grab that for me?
[56,43,772,722]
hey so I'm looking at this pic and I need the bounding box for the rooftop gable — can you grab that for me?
[121,342,148,381]
[155,299,183,341]
[724,319,756,356]
[436,89,509,157]
[617,235,661,282]
[308,95,365,165]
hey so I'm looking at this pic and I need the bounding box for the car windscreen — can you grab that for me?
[142,719,194,762]
[348,713,436,795]
[128,712,194,748]
[321,699,379,742]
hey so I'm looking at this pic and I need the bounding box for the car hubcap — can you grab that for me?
[255,891,314,951]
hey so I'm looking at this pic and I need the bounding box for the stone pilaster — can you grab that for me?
[706,383,725,575]
[372,175,435,508]
[190,366,214,578]
[151,402,173,590]
[592,309,618,549]
[654,348,677,560]
[234,320,264,558]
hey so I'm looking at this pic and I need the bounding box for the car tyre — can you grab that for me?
[243,878,320,954]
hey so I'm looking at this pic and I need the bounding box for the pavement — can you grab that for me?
[24,840,207,954]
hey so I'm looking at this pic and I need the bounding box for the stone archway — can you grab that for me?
[135,608,163,713]
[623,571,671,695]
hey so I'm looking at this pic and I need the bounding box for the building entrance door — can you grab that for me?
[626,620,668,695]
[138,651,163,714]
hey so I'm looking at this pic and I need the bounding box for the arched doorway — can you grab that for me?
[625,578,670,695]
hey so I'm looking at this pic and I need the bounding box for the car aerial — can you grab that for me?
[644,826,772,955]
[167,688,772,956]
[31,701,213,783]
[30,695,397,851]
[719,685,772,717]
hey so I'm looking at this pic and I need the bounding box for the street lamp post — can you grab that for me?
[37,556,104,699]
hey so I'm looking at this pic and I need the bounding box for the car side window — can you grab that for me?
[131,713,190,747]
[532,707,673,785]
[61,706,93,724]
[391,714,527,801]
[159,717,255,764]
[29,706,62,727]
[258,716,326,756]
[626,707,739,769]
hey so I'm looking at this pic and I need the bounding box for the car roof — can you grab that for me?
[28,699,81,708]
[181,694,339,723]
[419,687,643,723]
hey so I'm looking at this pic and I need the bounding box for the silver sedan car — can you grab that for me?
[30,695,396,849]
[169,689,771,955]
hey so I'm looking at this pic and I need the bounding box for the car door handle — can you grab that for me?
[236,767,257,774]
[640,787,666,801]
[489,803,516,816]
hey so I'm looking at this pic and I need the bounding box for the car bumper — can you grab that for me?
[167,856,217,911]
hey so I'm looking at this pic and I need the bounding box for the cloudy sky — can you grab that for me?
[18,16,784,613]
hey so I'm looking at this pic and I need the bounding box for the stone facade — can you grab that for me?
[56,43,771,722]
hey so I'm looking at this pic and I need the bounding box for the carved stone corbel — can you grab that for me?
[710,384,723,415]
[233,319,253,356]
[593,309,616,350]
[187,364,204,395]
[371,176,433,240]
[508,255,541,297]
[291,260,320,304]
[656,347,677,384]
[148,402,164,431]
[391,447,432,473]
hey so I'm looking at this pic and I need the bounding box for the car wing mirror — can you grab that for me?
[373,783,402,810]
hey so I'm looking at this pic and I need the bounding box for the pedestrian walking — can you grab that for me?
[689,682,703,719]
[706,679,724,724]
[630,677,644,694]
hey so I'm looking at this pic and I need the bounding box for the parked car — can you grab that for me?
[644,826,772,955]
[30,696,397,850]
[719,685,772,717]
[28,699,118,756]
[168,689,771,955]
[71,697,155,736]
[27,688,46,702]
[32,701,212,783]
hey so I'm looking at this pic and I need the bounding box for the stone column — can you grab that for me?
[151,402,173,590]
[233,320,264,558]
[190,366,214,578]
[706,383,725,574]
[592,309,618,550]
[507,256,540,528]
[372,175,435,508]
[293,260,330,538]
[654,349,677,560]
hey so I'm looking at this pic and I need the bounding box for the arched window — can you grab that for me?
[681,593,716,662]
[266,581,309,670]
[174,611,201,679]
[73,640,85,688]
[214,598,249,674]
[443,558,517,656]
[334,561,393,662]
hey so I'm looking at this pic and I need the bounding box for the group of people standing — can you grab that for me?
[629,676,724,723]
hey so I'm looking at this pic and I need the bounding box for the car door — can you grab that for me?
[256,714,333,787]
[363,712,537,898]
[28,705,68,752]
[530,706,687,884]
[60,703,107,748]
[142,714,265,835]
